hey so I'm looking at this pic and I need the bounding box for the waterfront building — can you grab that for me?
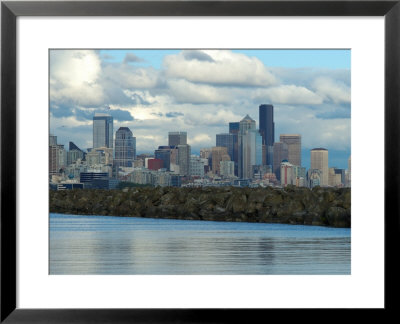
[280,134,301,167]
[93,113,113,149]
[238,115,256,178]
[273,142,289,181]
[211,146,230,175]
[168,131,187,146]
[259,104,274,166]
[65,159,87,180]
[310,148,329,186]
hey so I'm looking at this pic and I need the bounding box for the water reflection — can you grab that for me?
[50,214,350,275]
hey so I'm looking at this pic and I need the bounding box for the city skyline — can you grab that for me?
[50,49,351,169]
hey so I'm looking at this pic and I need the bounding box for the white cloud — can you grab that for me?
[168,79,231,104]
[311,77,351,104]
[252,85,323,105]
[50,50,105,106]
[164,50,277,87]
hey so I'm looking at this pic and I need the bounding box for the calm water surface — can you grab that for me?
[50,213,351,275]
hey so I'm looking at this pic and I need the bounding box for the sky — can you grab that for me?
[49,49,351,170]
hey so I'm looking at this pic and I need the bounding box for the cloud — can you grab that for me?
[182,50,215,62]
[252,85,323,105]
[312,77,351,104]
[123,52,145,64]
[165,112,184,118]
[163,50,277,87]
[168,79,231,104]
[50,50,106,107]
[103,64,159,89]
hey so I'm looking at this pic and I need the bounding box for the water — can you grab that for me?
[49,213,351,275]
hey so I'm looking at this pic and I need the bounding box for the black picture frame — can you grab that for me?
[1,1,399,322]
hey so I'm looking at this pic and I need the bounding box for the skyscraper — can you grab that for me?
[259,104,274,166]
[211,146,230,175]
[114,127,136,170]
[238,115,256,178]
[280,134,301,167]
[216,133,235,161]
[177,144,191,176]
[229,122,240,176]
[242,129,263,179]
[168,131,187,146]
[310,148,329,186]
[93,113,113,149]
[273,142,289,181]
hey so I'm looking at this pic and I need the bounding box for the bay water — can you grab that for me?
[50,213,350,275]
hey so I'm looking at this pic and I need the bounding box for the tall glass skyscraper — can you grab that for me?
[238,115,256,178]
[114,127,136,169]
[259,104,274,166]
[93,113,113,149]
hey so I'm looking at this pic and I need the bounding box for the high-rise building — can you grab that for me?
[242,129,263,179]
[49,135,66,176]
[168,131,187,146]
[93,113,113,149]
[211,146,230,175]
[114,127,136,170]
[177,144,191,176]
[216,133,235,161]
[280,134,301,167]
[155,146,173,171]
[229,122,240,176]
[238,115,256,178]
[220,160,235,178]
[273,142,289,181]
[259,104,274,166]
[310,148,329,186]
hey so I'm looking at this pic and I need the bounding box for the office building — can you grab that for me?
[220,160,235,178]
[211,146,230,175]
[238,114,256,178]
[168,131,187,146]
[148,158,163,171]
[229,122,240,176]
[216,133,235,161]
[177,144,191,176]
[242,129,263,179]
[190,156,206,177]
[273,142,289,181]
[280,161,294,187]
[114,127,136,171]
[280,134,301,167]
[259,104,274,165]
[155,146,173,171]
[310,148,329,186]
[93,113,113,149]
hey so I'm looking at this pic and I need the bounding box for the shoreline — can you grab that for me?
[49,186,351,228]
